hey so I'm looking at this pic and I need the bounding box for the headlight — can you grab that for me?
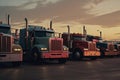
[63,48,68,51]
[106,49,109,51]
[41,48,47,51]
[97,48,100,51]
[84,48,88,50]
[114,49,117,51]
[14,48,21,51]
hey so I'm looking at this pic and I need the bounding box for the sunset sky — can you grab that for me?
[0,0,120,40]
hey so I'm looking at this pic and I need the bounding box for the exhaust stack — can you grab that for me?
[67,25,70,41]
[83,25,87,41]
[8,14,10,25]
[67,25,71,48]
[25,18,28,31]
[15,29,19,39]
[50,20,52,30]
[100,31,102,38]
[25,18,28,50]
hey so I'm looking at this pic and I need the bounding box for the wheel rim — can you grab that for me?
[75,51,80,58]
[33,52,38,61]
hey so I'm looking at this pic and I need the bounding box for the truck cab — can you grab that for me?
[0,24,11,34]
[97,42,118,57]
[62,33,100,60]
[114,43,120,56]
[19,18,69,64]
[0,22,23,66]
[87,35,119,57]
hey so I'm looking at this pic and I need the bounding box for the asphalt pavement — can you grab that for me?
[0,57,120,80]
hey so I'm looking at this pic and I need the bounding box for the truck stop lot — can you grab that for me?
[0,58,120,80]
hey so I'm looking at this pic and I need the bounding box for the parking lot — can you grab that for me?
[0,57,120,80]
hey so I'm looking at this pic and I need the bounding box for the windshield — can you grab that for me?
[35,31,54,37]
[0,27,11,34]
[72,36,85,41]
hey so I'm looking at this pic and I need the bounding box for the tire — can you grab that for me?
[73,50,83,60]
[58,59,67,64]
[12,62,21,67]
[100,51,105,58]
[90,57,97,60]
[31,49,41,64]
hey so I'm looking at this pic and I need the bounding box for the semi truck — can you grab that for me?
[0,15,23,66]
[87,35,119,57]
[19,18,69,64]
[114,43,120,56]
[62,26,100,60]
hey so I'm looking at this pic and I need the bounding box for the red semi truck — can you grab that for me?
[62,26,100,60]
[0,15,23,66]
[87,35,119,57]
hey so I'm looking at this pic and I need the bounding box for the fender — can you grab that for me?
[73,46,84,53]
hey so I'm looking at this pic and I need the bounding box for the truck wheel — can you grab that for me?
[90,57,97,60]
[58,59,67,64]
[100,51,105,58]
[12,62,21,67]
[73,50,83,60]
[31,49,40,64]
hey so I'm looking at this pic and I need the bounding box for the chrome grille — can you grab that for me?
[118,45,120,50]
[108,44,114,51]
[50,38,62,51]
[0,34,12,53]
[88,42,96,51]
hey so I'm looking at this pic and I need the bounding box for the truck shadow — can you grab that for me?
[0,63,22,69]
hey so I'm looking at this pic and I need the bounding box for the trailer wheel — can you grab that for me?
[73,50,83,60]
[58,59,67,64]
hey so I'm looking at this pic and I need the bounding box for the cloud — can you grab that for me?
[0,0,28,6]
[83,0,104,10]
[18,0,62,10]
[0,0,120,29]
[115,33,120,35]
[80,10,120,27]
[85,0,120,16]
[18,1,38,10]
[42,0,62,5]
[0,0,62,10]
